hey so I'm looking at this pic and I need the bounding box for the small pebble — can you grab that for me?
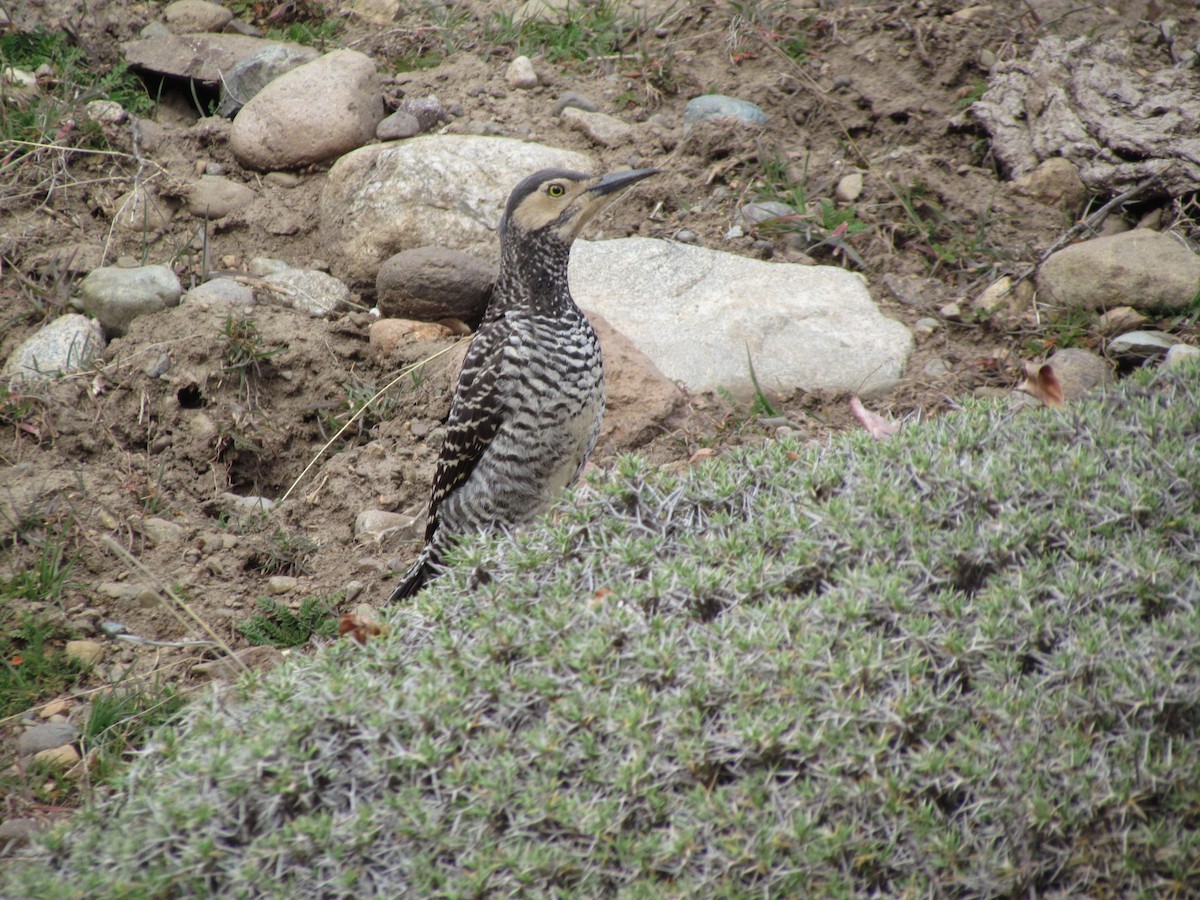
[506,55,538,89]
[268,575,298,594]
[835,172,864,203]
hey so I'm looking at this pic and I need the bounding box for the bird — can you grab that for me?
[388,166,658,601]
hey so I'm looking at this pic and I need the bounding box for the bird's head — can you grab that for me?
[499,167,658,249]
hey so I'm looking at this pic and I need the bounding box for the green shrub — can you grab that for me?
[6,363,1200,897]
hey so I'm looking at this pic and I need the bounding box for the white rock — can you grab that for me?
[1038,229,1200,312]
[319,136,594,288]
[3,314,105,383]
[1107,330,1179,360]
[231,49,383,171]
[835,172,864,203]
[571,238,912,398]
[163,0,233,33]
[506,54,538,89]
[1164,343,1200,370]
[355,510,418,540]
[74,265,182,336]
[561,107,632,147]
[260,268,350,317]
[84,100,126,127]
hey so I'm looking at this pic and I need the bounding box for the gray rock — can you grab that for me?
[3,314,105,383]
[183,277,255,309]
[112,186,178,232]
[881,273,944,308]
[561,107,633,147]
[163,0,233,34]
[684,94,768,130]
[1039,229,1200,312]
[219,492,275,512]
[319,136,594,288]
[216,43,319,117]
[16,721,79,756]
[1107,330,1179,361]
[376,110,422,140]
[571,237,912,398]
[923,357,951,378]
[260,268,350,317]
[553,91,599,115]
[230,49,383,171]
[122,32,305,84]
[740,200,796,226]
[355,510,419,540]
[247,256,292,276]
[74,265,182,337]
[376,246,494,326]
[398,95,449,131]
[1045,348,1112,399]
[1164,343,1200,369]
[180,175,257,218]
[143,516,187,544]
[0,817,41,847]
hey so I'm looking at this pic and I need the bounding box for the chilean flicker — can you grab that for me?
[388,166,658,600]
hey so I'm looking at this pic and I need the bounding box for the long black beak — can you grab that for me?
[589,167,659,196]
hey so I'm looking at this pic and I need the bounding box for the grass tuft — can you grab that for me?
[236,596,338,648]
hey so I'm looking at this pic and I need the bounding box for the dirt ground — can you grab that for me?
[2,2,1198,706]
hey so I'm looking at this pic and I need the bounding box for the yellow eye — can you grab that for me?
[547,183,565,198]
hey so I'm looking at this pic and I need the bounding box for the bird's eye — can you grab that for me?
[547,183,565,198]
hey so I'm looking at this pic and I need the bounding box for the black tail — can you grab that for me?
[388,547,438,602]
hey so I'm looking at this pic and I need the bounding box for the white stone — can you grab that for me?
[319,136,594,288]
[355,510,418,540]
[163,0,234,33]
[231,49,383,171]
[571,238,912,398]
[506,54,538,89]
[3,314,105,383]
[835,172,863,203]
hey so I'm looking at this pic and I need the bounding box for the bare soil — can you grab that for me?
[2,2,1198,708]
